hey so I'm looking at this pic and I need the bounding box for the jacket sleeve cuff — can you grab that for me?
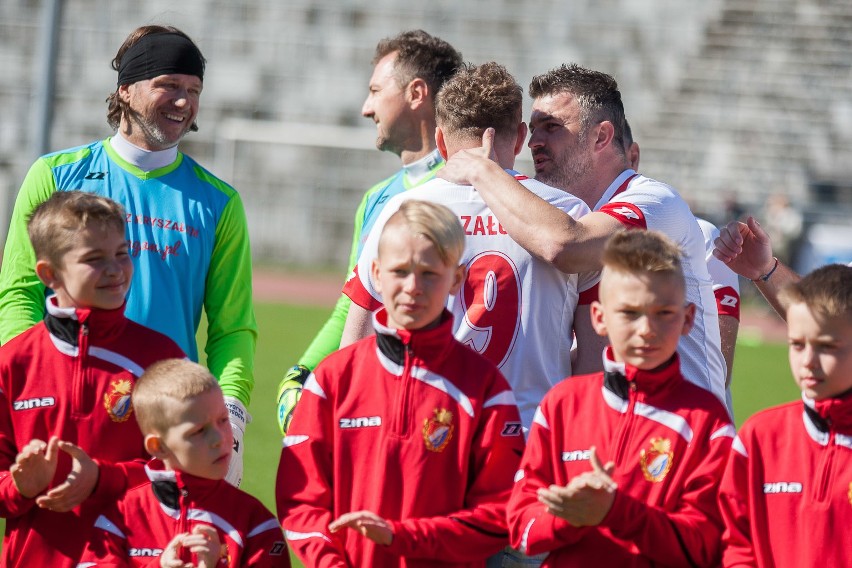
[0,474,38,517]
[383,519,407,556]
[598,488,641,536]
[91,459,146,501]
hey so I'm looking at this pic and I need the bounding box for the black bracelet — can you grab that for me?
[754,257,779,282]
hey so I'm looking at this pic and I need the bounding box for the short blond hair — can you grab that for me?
[380,200,465,266]
[779,264,852,321]
[132,359,220,435]
[28,191,126,266]
[601,230,684,287]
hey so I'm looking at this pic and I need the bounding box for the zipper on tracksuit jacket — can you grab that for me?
[394,344,413,438]
[72,322,89,417]
[613,381,638,465]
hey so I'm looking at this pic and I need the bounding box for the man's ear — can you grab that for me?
[35,259,59,288]
[590,301,608,338]
[117,83,132,104]
[144,434,167,459]
[681,302,697,336]
[436,127,449,160]
[593,121,616,152]
[406,77,429,110]
[514,122,529,157]
[450,264,466,295]
[371,258,383,295]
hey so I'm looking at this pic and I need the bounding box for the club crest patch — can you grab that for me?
[640,438,673,482]
[423,408,454,452]
[103,379,134,422]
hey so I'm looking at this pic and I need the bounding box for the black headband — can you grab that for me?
[117,32,205,86]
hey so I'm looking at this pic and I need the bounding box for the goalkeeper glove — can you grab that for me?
[224,396,250,487]
[277,365,311,436]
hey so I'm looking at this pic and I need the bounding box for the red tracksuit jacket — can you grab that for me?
[507,351,734,567]
[80,459,290,566]
[276,309,525,567]
[719,392,852,567]
[0,298,185,566]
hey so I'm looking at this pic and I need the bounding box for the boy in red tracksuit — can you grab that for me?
[0,191,186,566]
[507,230,735,567]
[719,264,852,568]
[276,200,525,567]
[80,359,289,566]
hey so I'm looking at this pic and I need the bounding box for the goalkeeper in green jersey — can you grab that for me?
[277,30,461,434]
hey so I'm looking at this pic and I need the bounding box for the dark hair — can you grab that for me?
[529,63,626,153]
[436,62,523,141]
[373,30,462,97]
[106,25,205,131]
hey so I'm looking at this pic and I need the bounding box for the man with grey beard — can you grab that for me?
[0,24,256,488]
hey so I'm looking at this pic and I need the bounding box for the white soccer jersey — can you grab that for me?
[593,169,728,407]
[697,217,741,321]
[344,172,597,429]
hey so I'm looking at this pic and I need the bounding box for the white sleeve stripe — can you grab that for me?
[88,346,145,377]
[520,518,536,555]
[710,424,736,440]
[285,529,332,543]
[187,509,243,547]
[377,348,475,416]
[303,374,326,399]
[247,518,282,538]
[532,407,549,430]
[282,434,309,448]
[732,435,748,457]
[411,366,474,417]
[634,402,694,443]
[484,390,517,408]
[94,515,126,538]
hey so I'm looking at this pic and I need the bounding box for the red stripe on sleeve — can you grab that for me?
[714,285,741,320]
[598,202,647,230]
[342,266,382,311]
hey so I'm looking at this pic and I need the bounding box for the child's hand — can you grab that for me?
[35,440,99,512]
[329,510,393,545]
[11,437,59,498]
[160,532,191,567]
[537,446,617,527]
[159,526,223,568]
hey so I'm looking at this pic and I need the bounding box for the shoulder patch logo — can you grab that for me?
[501,422,523,437]
[270,541,286,556]
[103,379,134,422]
[423,408,454,452]
[640,437,673,482]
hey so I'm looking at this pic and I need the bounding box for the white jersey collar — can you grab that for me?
[404,148,442,185]
[593,169,636,211]
[111,133,179,172]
